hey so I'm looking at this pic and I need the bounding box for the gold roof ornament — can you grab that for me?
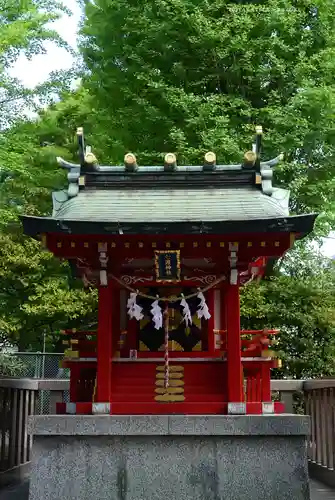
[204,152,216,164]
[84,146,98,165]
[164,153,177,171]
[243,150,257,168]
[204,151,216,171]
[124,153,138,171]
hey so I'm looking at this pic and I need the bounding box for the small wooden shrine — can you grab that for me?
[21,126,317,415]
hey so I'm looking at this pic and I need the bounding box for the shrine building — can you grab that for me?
[21,126,317,416]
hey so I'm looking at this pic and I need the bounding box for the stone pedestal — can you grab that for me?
[28,415,310,500]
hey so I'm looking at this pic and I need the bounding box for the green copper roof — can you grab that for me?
[20,127,318,238]
[52,186,290,223]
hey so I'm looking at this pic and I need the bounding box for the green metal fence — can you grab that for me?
[9,352,69,379]
[9,353,69,414]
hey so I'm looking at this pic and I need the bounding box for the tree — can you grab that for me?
[0,2,97,351]
[0,91,100,351]
[0,0,74,130]
[241,246,335,378]
[81,0,335,233]
[79,0,335,377]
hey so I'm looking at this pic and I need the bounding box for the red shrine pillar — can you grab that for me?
[96,279,113,406]
[261,363,272,402]
[207,289,215,354]
[225,283,244,407]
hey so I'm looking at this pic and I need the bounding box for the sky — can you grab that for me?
[9,0,81,89]
[8,1,335,258]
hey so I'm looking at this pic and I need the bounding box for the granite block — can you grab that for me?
[29,434,310,500]
[28,415,169,436]
[168,414,310,435]
[28,415,311,500]
[28,414,309,436]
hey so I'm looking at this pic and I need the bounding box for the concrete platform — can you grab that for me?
[27,414,311,500]
[0,478,334,499]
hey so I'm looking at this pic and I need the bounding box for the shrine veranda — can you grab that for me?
[21,126,317,416]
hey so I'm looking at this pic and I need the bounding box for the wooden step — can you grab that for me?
[110,402,226,415]
[110,393,225,403]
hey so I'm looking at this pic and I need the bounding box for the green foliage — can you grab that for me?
[0,229,98,351]
[0,353,26,377]
[0,1,98,351]
[0,0,74,129]
[81,0,335,233]
[0,0,334,383]
[241,247,335,378]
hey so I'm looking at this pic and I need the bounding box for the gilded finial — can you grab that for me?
[124,153,138,171]
[203,151,216,171]
[243,151,257,168]
[205,151,216,164]
[84,146,98,165]
[164,153,177,171]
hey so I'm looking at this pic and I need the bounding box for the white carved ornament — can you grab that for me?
[183,275,218,285]
[121,275,154,285]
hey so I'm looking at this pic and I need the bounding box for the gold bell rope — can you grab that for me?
[110,274,225,302]
[163,306,170,389]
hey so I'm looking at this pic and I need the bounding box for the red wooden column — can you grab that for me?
[96,280,113,403]
[226,283,244,404]
[220,286,227,354]
[126,318,137,353]
[69,365,79,402]
[261,363,272,402]
[207,289,215,355]
[112,285,121,356]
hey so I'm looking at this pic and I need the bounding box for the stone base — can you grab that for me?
[28,415,311,500]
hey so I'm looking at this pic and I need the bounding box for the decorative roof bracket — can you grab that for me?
[56,126,284,198]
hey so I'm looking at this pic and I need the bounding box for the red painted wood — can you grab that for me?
[113,286,121,355]
[261,363,272,402]
[220,287,226,333]
[57,401,285,415]
[111,402,227,415]
[125,318,137,354]
[255,373,262,401]
[77,402,97,414]
[245,402,284,414]
[226,284,244,403]
[246,377,253,402]
[96,281,113,402]
[56,403,66,414]
[47,233,292,257]
[135,351,217,359]
[49,232,292,242]
[69,365,79,402]
[207,289,215,354]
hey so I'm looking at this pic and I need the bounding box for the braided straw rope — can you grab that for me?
[110,274,225,302]
[163,307,170,388]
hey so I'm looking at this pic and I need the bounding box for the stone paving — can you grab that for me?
[0,479,334,499]
[310,480,335,500]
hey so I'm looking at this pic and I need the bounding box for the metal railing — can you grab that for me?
[6,353,70,415]
[0,379,38,486]
[8,352,69,379]
[0,377,334,487]
[304,380,335,488]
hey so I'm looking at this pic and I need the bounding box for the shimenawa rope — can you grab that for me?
[110,273,225,302]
